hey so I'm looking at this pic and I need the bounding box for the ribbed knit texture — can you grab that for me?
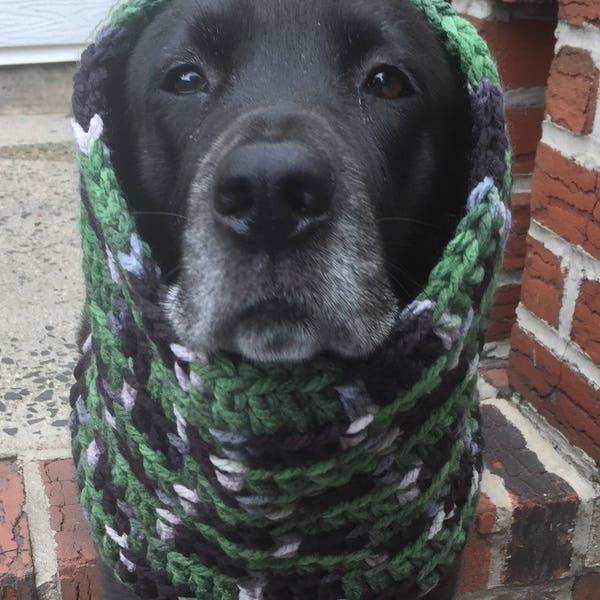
[70,1,511,598]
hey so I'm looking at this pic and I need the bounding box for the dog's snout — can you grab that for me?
[213,141,334,250]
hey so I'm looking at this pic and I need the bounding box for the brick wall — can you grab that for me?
[453,0,558,341]
[507,0,600,464]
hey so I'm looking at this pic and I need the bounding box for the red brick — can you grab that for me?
[476,492,497,535]
[531,144,600,260]
[507,107,545,174]
[491,591,570,600]
[520,237,564,327]
[40,459,100,600]
[560,0,600,28]
[555,391,600,446]
[503,192,531,272]
[456,528,491,595]
[464,18,556,89]
[487,283,521,341]
[533,144,598,213]
[0,460,35,599]
[501,593,558,600]
[537,201,592,251]
[574,573,600,599]
[0,583,35,600]
[588,219,600,256]
[525,593,562,600]
[509,327,600,463]
[509,327,559,397]
[572,280,600,363]
[547,46,599,135]
[482,368,510,390]
[559,357,600,418]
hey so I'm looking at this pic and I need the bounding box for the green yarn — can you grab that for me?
[411,0,499,86]
[70,0,511,597]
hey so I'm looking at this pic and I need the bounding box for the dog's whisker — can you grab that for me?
[384,261,422,297]
[162,264,183,282]
[131,210,187,220]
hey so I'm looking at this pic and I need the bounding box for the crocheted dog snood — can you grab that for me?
[70,0,511,598]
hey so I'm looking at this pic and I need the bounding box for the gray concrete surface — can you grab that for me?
[0,64,75,115]
[0,114,83,456]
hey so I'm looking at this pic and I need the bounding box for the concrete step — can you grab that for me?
[0,64,75,116]
[0,113,81,461]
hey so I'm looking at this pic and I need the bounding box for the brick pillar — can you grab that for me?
[453,0,557,341]
[508,1,600,464]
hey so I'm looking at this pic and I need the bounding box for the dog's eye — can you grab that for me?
[364,66,412,99]
[164,66,209,95]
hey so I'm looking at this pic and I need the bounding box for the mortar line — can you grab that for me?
[21,457,63,600]
[516,304,600,390]
[529,220,600,281]
[479,467,512,589]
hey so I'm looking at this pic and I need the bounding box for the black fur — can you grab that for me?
[95,0,471,596]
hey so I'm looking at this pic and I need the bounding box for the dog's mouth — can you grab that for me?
[225,297,320,363]
[238,298,309,324]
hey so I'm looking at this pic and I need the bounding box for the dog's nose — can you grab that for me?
[213,141,334,250]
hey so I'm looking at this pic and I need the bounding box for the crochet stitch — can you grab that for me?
[70,1,511,598]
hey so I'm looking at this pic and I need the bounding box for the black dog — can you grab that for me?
[96,0,471,597]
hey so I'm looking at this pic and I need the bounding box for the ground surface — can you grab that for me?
[0,114,83,458]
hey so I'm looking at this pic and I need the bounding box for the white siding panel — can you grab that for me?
[0,44,84,65]
[0,0,116,65]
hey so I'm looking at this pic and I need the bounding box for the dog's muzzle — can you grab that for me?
[212,140,336,253]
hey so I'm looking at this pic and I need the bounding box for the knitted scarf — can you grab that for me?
[70,1,511,598]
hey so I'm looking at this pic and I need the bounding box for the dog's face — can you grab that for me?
[110,0,470,362]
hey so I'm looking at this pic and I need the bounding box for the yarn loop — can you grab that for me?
[70,1,511,598]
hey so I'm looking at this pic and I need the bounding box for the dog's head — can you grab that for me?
[107,0,471,362]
